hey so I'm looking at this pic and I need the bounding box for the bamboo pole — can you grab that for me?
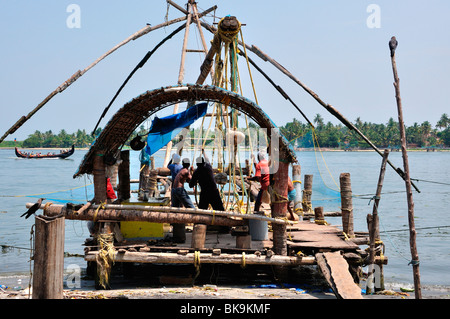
[85,251,315,267]
[390,37,421,299]
[0,15,191,144]
[29,202,294,226]
[366,149,389,294]
[189,17,419,191]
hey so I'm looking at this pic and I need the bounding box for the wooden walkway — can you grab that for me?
[85,220,366,298]
[284,221,359,252]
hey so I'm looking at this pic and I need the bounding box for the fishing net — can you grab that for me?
[292,128,342,213]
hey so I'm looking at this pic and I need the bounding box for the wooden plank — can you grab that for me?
[316,252,362,299]
[287,240,358,250]
[287,221,342,233]
[324,252,362,299]
[287,231,344,243]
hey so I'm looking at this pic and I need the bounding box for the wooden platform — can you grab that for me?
[84,220,371,298]
[85,221,362,262]
[284,222,360,252]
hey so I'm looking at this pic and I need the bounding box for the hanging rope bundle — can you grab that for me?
[95,233,115,289]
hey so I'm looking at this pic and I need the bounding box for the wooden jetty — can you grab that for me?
[17,1,392,299]
[28,158,388,299]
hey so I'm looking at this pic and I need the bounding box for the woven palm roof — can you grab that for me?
[74,84,297,178]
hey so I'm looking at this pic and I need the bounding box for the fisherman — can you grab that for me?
[170,158,194,242]
[189,148,224,211]
[287,177,299,221]
[248,151,270,212]
[167,153,182,181]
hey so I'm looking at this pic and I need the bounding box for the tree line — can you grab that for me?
[2,128,102,148]
[3,113,450,149]
[279,113,450,149]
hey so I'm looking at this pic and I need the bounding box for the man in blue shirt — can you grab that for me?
[167,153,182,181]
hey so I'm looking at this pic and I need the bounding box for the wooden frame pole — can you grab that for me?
[366,149,389,294]
[390,37,422,299]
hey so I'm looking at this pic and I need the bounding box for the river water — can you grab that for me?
[1,148,449,291]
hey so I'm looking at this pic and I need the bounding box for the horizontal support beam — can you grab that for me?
[27,202,294,225]
[85,251,315,266]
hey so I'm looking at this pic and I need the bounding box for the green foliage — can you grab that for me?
[19,129,100,148]
[280,113,450,149]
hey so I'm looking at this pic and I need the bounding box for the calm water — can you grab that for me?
[1,148,449,290]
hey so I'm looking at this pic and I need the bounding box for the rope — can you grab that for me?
[271,189,289,204]
[193,250,201,282]
[311,128,340,191]
[0,183,94,199]
[96,233,115,289]
[42,202,53,215]
[28,224,35,299]
[93,201,106,222]
[241,252,246,269]
[239,29,259,105]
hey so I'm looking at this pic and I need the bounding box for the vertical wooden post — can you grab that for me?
[236,234,252,249]
[272,158,289,256]
[118,150,130,201]
[163,2,193,166]
[32,215,65,299]
[368,149,389,260]
[390,38,421,299]
[148,169,158,197]
[191,224,207,249]
[314,206,325,225]
[302,174,313,213]
[93,152,107,204]
[292,165,302,220]
[340,173,354,238]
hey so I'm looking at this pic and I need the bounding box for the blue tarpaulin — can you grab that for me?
[145,102,208,156]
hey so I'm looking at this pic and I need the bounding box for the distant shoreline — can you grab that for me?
[1,146,449,152]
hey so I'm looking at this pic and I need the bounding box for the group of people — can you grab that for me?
[168,149,224,211]
[166,150,299,242]
[167,149,225,242]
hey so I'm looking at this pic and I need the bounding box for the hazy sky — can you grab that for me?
[1,0,449,140]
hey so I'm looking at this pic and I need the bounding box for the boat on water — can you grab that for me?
[15,145,74,159]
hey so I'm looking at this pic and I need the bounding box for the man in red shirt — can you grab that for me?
[248,152,270,212]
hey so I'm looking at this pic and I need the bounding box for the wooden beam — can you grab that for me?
[27,202,294,225]
[316,252,363,299]
[390,37,422,299]
[85,251,315,266]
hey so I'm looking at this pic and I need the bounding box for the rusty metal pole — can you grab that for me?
[390,36,422,299]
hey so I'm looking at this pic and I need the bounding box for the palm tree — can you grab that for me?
[420,121,432,146]
[313,114,324,129]
[437,113,450,131]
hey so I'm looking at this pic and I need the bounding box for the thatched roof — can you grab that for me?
[74,84,296,178]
